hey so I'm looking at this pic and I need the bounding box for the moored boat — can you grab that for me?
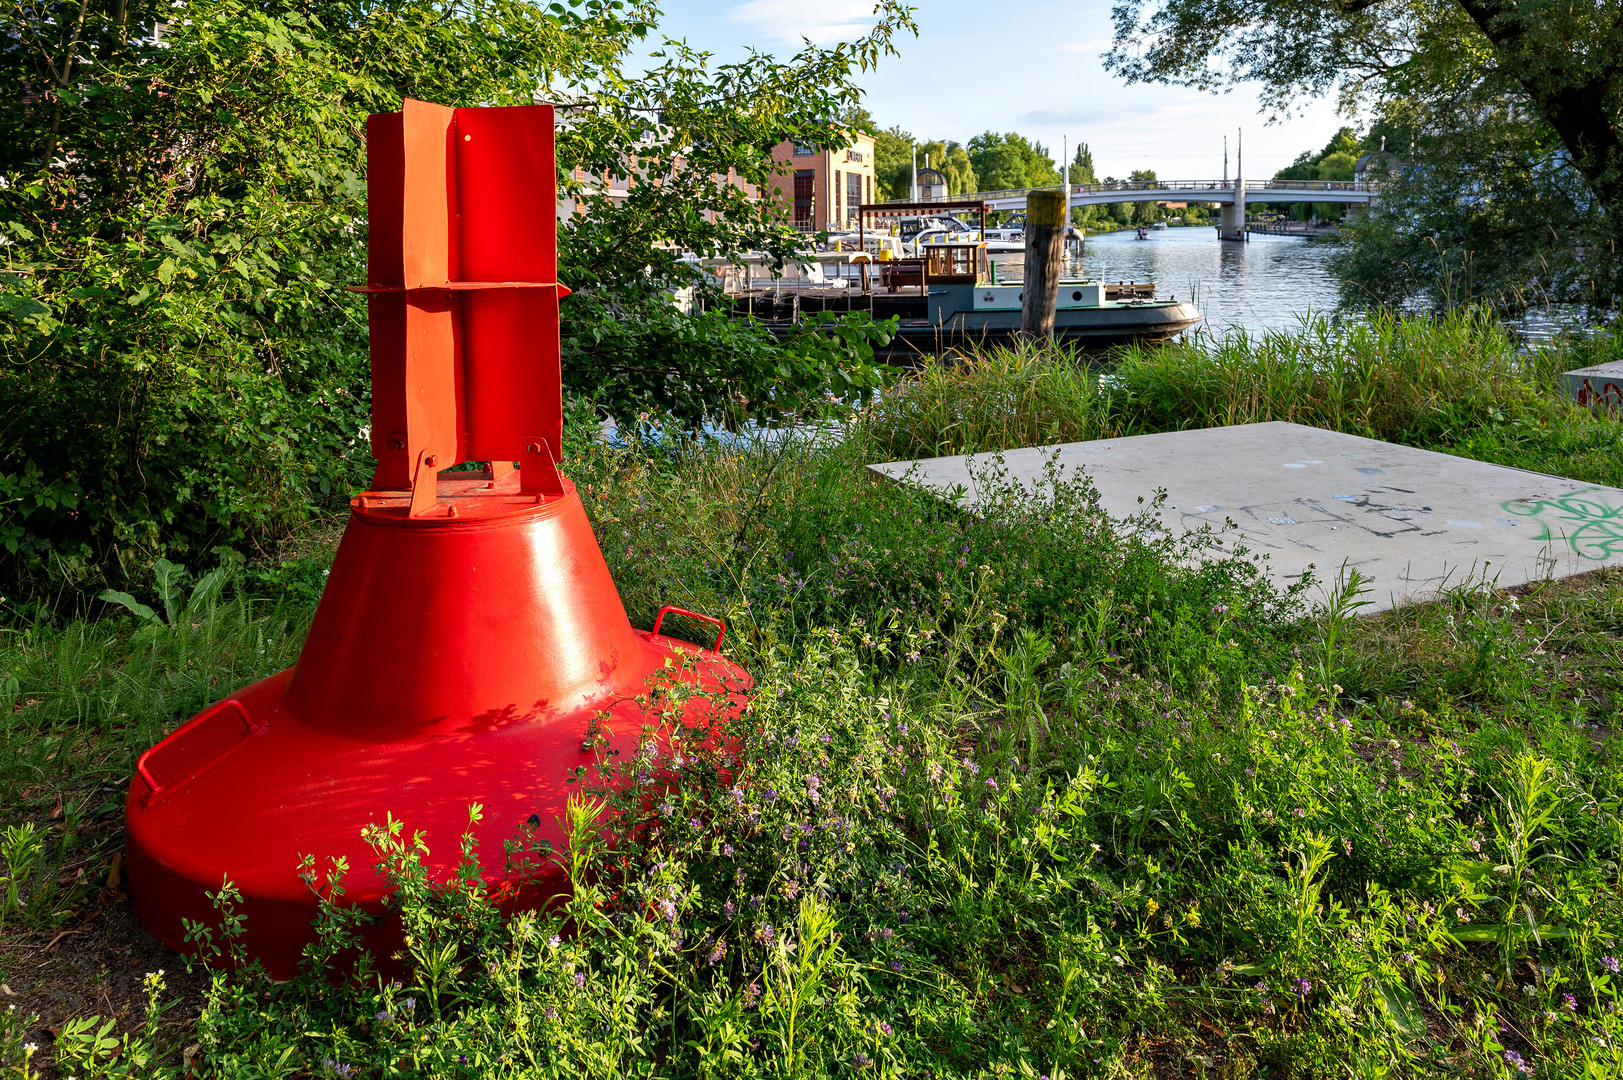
[712,237,1200,357]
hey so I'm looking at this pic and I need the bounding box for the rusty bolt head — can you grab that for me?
[526,442,542,454]
[425,455,437,467]
[388,439,404,451]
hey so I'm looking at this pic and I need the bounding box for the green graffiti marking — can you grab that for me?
[1502,488,1623,560]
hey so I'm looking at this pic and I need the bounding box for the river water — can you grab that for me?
[988,225,1342,339]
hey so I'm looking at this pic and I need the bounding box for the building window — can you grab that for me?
[793,169,815,226]
[865,173,872,203]
[846,172,863,224]
[793,142,816,156]
[833,170,841,221]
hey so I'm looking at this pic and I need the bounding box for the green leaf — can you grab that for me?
[186,567,230,613]
[96,590,164,626]
[153,558,185,625]
[1376,979,1425,1038]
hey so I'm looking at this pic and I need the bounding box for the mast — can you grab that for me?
[1062,134,1068,228]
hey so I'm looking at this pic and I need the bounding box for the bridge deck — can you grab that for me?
[886,180,1379,213]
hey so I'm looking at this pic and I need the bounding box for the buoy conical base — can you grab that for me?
[126,472,745,978]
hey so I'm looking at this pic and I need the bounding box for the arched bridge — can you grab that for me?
[902,179,1380,213]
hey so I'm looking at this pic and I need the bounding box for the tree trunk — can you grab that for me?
[1455,0,1623,216]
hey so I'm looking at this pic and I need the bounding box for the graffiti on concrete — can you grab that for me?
[1576,377,1623,411]
[1501,488,1623,560]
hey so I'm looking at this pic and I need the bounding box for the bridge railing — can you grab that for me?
[904,179,1381,204]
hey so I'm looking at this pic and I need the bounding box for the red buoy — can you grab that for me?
[125,100,747,978]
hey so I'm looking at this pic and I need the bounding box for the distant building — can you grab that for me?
[1354,152,1400,184]
[768,132,877,230]
[917,167,947,201]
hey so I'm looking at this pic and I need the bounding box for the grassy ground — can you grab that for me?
[3,313,1623,1078]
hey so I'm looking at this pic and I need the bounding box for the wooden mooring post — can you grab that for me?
[1021,188,1065,339]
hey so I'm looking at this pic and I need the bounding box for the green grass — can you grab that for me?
[3,313,1623,1078]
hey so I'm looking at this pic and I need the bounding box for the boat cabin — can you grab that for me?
[922,242,988,284]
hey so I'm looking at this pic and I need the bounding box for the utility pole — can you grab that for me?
[1223,135,1228,186]
[911,143,917,201]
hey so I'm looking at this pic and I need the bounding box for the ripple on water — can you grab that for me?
[988,226,1341,338]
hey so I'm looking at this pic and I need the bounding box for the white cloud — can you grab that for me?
[724,0,877,44]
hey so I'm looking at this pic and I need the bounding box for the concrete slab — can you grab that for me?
[1561,361,1623,410]
[867,421,1623,611]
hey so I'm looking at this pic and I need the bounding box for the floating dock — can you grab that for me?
[868,421,1623,611]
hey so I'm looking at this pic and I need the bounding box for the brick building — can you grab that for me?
[768,132,878,231]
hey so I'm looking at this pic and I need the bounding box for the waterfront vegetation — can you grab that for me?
[4,315,1623,1076]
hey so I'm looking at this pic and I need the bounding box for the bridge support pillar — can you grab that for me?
[1219,179,1247,241]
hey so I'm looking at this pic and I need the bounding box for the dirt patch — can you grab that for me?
[3,861,204,1078]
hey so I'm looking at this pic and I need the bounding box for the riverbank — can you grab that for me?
[4,314,1623,1077]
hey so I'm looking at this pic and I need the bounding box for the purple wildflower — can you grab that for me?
[1564,993,1578,1011]
[573,971,586,987]
[1504,1050,1526,1071]
[1604,956,1621,974]
[878,1021,892,1036]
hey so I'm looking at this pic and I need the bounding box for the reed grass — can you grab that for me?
[856,343,1118,460]
[858,311,1623,488]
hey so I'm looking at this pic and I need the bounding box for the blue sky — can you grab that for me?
[653,0,1353,180]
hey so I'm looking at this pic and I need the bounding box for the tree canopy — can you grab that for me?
[966,131,1059,191]
[873,123,915,200]
[1070,142,1098,185]
[0,0,916,596]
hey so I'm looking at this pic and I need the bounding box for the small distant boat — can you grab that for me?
[1152,220,1168,230]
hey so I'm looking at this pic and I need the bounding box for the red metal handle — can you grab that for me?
[652,606,726,652]
[136,699,263,806]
